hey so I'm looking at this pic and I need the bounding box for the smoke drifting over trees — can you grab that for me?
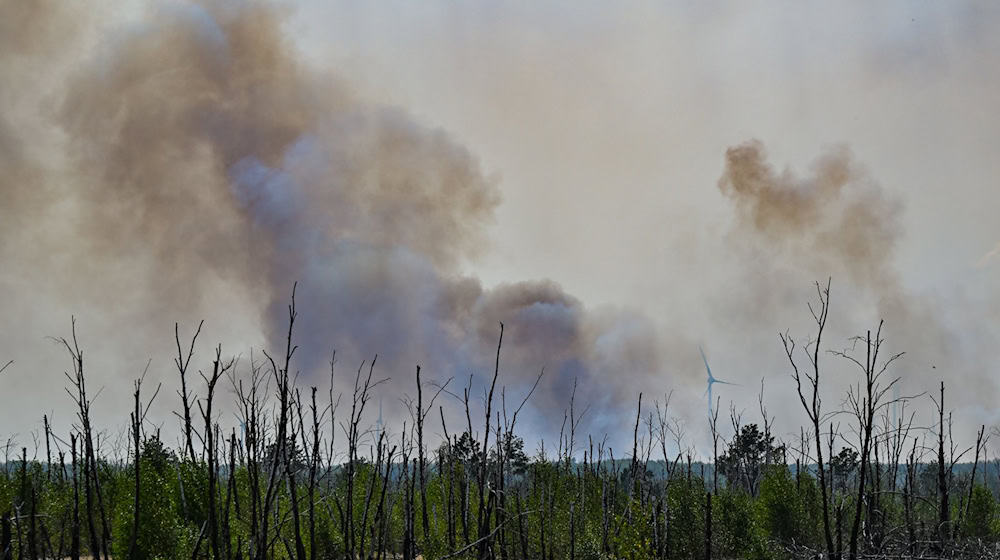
[0,1,673,436]
[0,0,996,444]
[717,141,989,416]
[5,4,1000,558]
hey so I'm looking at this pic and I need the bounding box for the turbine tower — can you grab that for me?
[700,346,737,417]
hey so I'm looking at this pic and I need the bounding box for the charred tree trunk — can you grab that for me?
[937,381,950,545]
[21,448,37,560]
[416,366,430,551]
[202,349,227,560]
[175,321,204,463]
[782,280,837,560]
[69,434,80,560]
[704,492,712,560]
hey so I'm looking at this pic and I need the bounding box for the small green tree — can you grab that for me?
[665,476,705,559]
[718,424,785,496]
[112,437,194,560]
[714,488,760,558]
[962,484,995,539]
[757,465,819,547]
[829,447,859,493]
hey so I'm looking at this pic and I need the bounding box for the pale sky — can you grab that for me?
[286,1,1000,438]
[288,1,1000,300]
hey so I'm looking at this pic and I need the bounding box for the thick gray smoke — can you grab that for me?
[0,0,672,440]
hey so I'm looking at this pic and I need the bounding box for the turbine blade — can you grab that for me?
[699,345,713,379]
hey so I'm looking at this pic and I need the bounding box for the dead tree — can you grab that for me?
[42,416,52,483]
[415,366,430,548]
[222,431,238,560]
[128,367,162,559]
[903,437,919,557]
[476,324,504,560]
[19,447,37,560]
[372,434,397,560]
[934,381,950,544]
[835,322,903,560]
[356,429,383,560]
[200,346,235,560]
[306,386,328,560]
[439,407,456,552]
[780,279,836,559]
[461,376,475,549]
[70,435,80,560]
[958,425,988,537]
[60,319,111,560]
[704,491,712,560]
[174,321,204,463]
[497,369,543,560]
[283,388,307,560]
[233,355,268,560]
[256,284,300,560]
[708,396,720,493]
[337,355,383,560]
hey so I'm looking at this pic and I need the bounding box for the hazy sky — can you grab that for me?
[1,1,998,456]
[289,1,1000,295]
[285,1,1000,437]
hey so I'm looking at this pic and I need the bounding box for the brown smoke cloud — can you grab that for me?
[719,140,901,295]
[717,140,990,415]
[0,1,78,236]
[0,0,675,439]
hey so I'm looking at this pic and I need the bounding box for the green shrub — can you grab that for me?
[963,484,995,539]
[111,438,195,560]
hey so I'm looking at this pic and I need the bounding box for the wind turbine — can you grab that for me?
[700,346,737,417]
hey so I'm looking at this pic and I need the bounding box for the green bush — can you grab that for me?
[714,488,760,558]
[111,438,195,560]
[756,466,819,548]
[963,484,995,539]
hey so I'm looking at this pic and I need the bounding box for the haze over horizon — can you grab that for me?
[1,0,998,457]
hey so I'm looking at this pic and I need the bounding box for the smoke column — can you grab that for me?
[717,140,994,422]
[0,0,677,439]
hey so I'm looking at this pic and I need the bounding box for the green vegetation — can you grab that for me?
[1,284,998,559]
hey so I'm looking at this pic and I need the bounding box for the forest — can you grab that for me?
[1,281,998,560]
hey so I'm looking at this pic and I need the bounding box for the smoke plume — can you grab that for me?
[719,140,904,295]
[5,1,992,448]
[717,140,991,416]
[0,0,673,439]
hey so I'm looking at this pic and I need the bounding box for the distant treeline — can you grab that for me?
[2,282,999,559]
